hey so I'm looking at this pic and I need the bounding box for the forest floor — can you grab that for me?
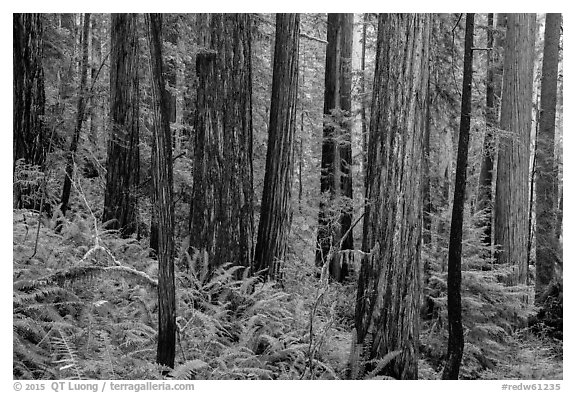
[13,211,563,380]
[480,332,563,380]
[320,328,563,380]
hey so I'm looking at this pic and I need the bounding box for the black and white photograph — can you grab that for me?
[10,9,567,388]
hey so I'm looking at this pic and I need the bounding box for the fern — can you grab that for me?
[169,359,209,379]
[364,350,403,379]
[52,329,83,379]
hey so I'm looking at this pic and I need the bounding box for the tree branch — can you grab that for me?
[300,32,327,44]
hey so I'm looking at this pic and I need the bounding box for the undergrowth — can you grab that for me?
[13,200,562,380]
[13,204,354,380]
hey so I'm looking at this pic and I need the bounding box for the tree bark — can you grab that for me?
[477,13,505,250]
[189,14,254,272]
[494,13,536,285]
[13,13,46,208]
[165,15,178,124]
[535,13,561,303]
[360,13,368,190]
[316,13,354,282]
[88,14,101,146]
[103,14,140,237]
[354,13,430,380]
[423,78,432,245]
[146,13,176,369]
[442,13,474,380]
[254,14,299,279]
[60,13,90,218]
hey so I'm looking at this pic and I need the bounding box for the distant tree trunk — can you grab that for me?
[165,15,178,124]
[150,211,159,255]
[494,13,536,285]
[477,13,505,250]
[145,13,176,369]
[442,13,474,380]
[338,14,354,276]
[423,78,432,245]
[103,14,140,237]
[360,13,368,188]
[254,13,299,279]
[60,13,91,218]
[354,14,430,380]
[13,13,46,208]
[316,13,354,282]
[59,14,78,103]
[89,15,102,146]
[556,193,563,240]
[535,13,561,303]
[189,14,254,272]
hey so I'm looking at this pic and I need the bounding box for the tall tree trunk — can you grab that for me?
[494,13,536,285]
[535,13,561,303]
[189,14,254,272]
[316,13,354,282]
[338,14,354,275]
[150,15,178,252]
[254,14,299,280]
[442,13,474,380]
[146,13,176,369]
[354,14,430,380]
[477,13,505,250]
[103,14,140,237]
[423,78,432,245]
[60,13,90,219]
[13,13,46,208]
[89,15,102,146]
[165,15,178,125]
[360,13,368,189]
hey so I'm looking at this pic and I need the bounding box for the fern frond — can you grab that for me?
[169,359,209,379]
[52,329,82,379]
[364,349,402,379]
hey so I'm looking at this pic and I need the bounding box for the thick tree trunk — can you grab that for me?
[146,13,176,369]
[189,14,254,272]
[494,13,536,285]
[254,14,299,279]
[442,13,474,380]
[354,14,430,380]
[103,14,140,237]
[13,13,46,208]
[477,13,505,250]
[316,13,354,282]
[60,13,91,218]
[535,13,561,303]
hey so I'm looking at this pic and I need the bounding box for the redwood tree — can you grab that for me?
[354,13,430,380]
[316,13,354,281]
[254,14,300,279]
[60,13,91,218]
[146,13,176,369]
[443,13,474,380]
[535,13,561,303]
[189,14,254,272]
[13,13,46,208]
[477,13,505,249]
[103,13,140,237]
[494,13,536,284]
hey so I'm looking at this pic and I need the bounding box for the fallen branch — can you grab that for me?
[300,32,327,44]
